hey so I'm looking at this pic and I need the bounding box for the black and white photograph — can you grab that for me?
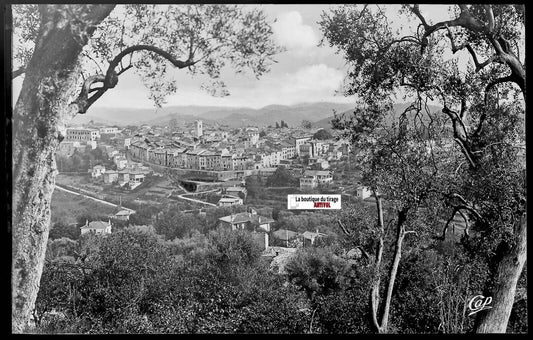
[8,3,527,334]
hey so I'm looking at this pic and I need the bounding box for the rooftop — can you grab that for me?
[301,231,328,240]
[304,170,331,176]
[218,212,275,225]
[272,229,299,240]
[218,197,242,203]
[81,220,110,230]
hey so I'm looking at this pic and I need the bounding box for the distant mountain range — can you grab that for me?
[70,102,444,130]
[69,102,356,128]
[312,103,443,130]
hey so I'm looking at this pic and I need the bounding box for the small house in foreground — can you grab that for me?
[218,209,274,251]
[80,220,112,235]
[218,210,274,233]
[301,230,328,247]
[114,209,133,221]
[355,186,373,200]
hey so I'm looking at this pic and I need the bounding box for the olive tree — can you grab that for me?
[320,4,525,333]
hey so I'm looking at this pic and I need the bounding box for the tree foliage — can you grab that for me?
[14,4,281,110]
[245,175,263,199]
[154,209,201,240]
[49,221,81,241]
[320,4,526,333]
[266,167,298,187]
[301,120,312,129]
[286,247,355,299]
[35,227,310,334]
[312,129,333,140]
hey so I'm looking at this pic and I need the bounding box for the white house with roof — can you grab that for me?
[356,185,372,200]
[66,127,100,142]
[294,135,312,156]
[127,171,145,190]
[303,170,333,185]
[218,210,274,232]
[99,127,120,134]
[301,230,328,247]
[217,195,243,207]
[114,209,133,221]
[218,209,274,251]
[80,220,112,235]
[91,165,106,178]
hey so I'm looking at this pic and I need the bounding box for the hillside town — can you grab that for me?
[13,3,526,335]
[52,114,527,259]
[52,117,366,251]
[57,119,352,190]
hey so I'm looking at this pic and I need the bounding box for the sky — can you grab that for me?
[12,4,456,110]
[96,4,353,109]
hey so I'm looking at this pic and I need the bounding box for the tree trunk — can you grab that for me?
[370,195,410,334]
[379,210,407,332]
[370,237,384,332]
[475,213,527,333]
[370,193,385,332]
[11,5,114,333]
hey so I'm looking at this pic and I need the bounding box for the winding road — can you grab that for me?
[175,188,220,207]
[56,182,221,215]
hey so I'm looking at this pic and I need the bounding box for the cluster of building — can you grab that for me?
[217,208,329,251]
[95,164,150,190]
[56,126,148,189]
[80,206,328,258]
[128,120,349,174]
[56,126,130,157]
[55,119,354,194]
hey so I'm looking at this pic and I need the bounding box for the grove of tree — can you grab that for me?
[320,4,525,333]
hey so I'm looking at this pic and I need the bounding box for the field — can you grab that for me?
[55,173,209,214]
[50,188,118,226]
[56,173,189,206]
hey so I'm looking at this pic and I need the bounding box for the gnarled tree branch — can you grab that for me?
[73,44,200,114]
[484,5,495,33]
[412,4,525,95]
[474,74,516,137]
[411,4,485,50]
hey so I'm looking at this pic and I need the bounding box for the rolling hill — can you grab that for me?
[70,102,356,128]
[70,102,443,129]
